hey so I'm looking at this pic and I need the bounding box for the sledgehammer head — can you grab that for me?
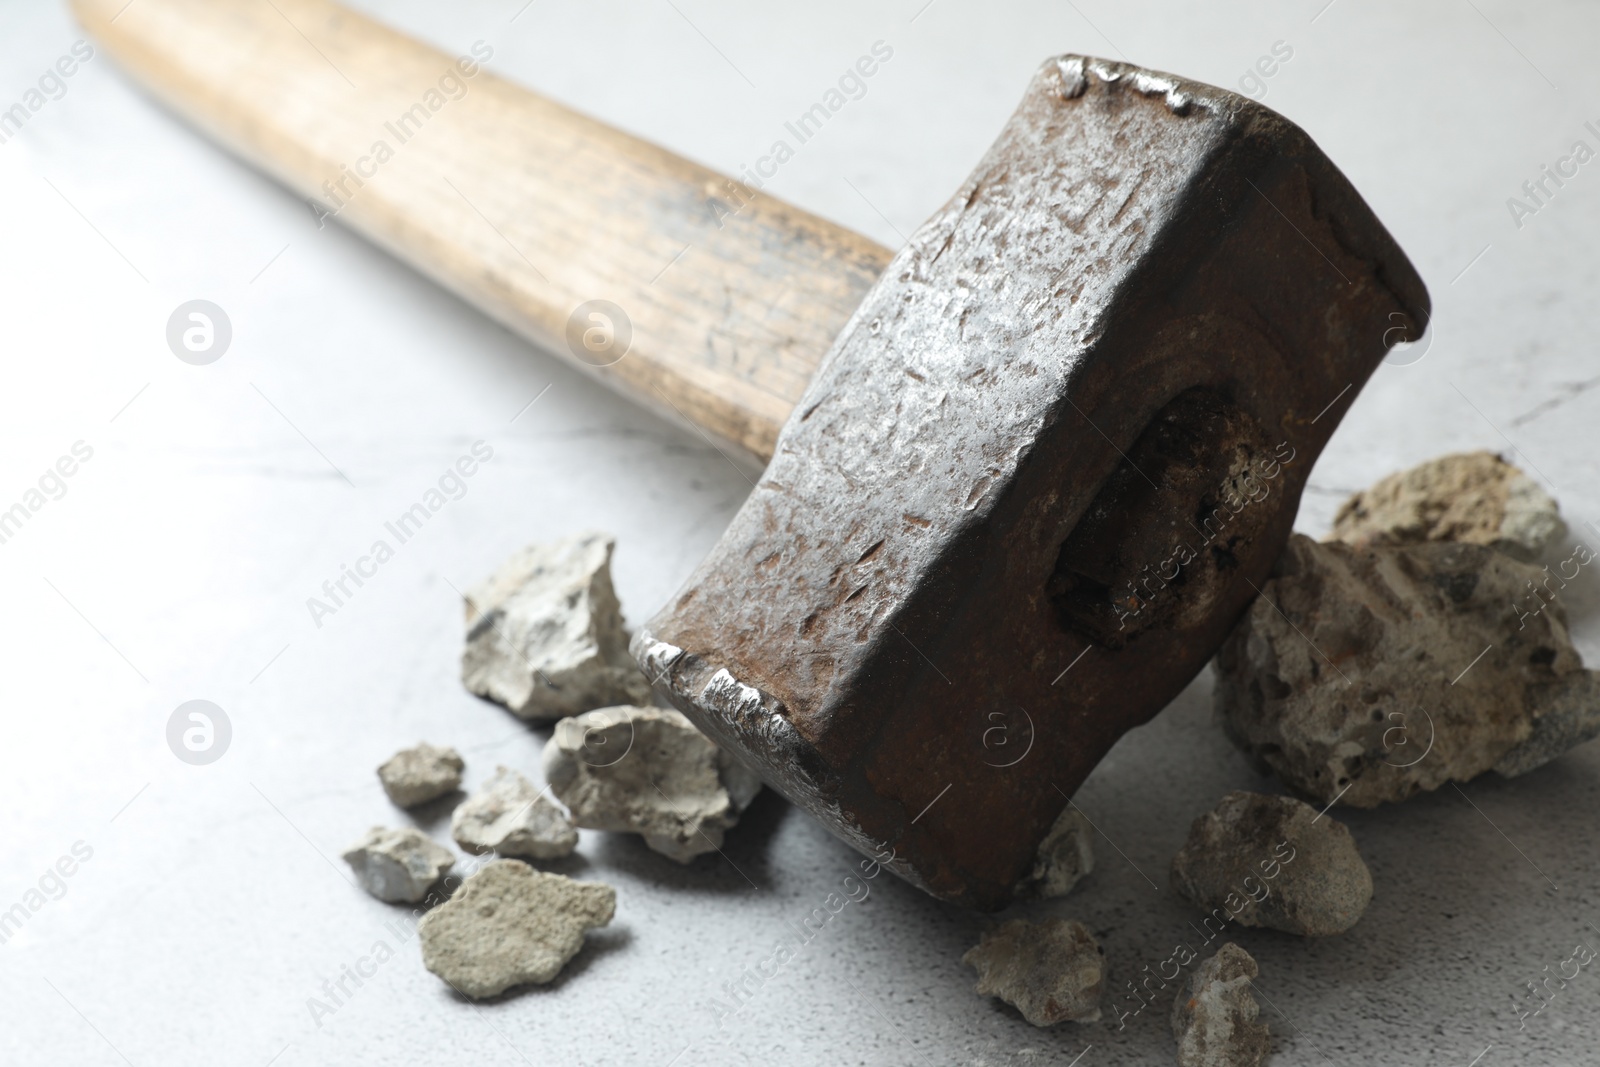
[633,56,1428,909]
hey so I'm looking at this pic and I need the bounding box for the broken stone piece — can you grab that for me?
[962,918,1104,1026]
[461,532,651,722]
[542,705,761,863]
[1329,450,1564,562]
[1216,534,1600,806]
[418,859,615,998]
[341,826,455,903]
[377,743,464,808]
[451,766,578,860]
[1171,942,1271,1067]
[1170,791,1371,937]
[1015,807,1094,899]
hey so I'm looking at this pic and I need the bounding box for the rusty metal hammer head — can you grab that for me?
[634,55,1428,910]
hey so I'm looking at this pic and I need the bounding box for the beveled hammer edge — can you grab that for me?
[632,629,930,890]
[1057,55,1229,117]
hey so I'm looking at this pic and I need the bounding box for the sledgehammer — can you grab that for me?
[75,0,1427,908]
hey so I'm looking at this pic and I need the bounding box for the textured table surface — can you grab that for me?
[2,1,1598,1064]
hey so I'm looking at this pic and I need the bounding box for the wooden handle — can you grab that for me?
[73,0,892,463]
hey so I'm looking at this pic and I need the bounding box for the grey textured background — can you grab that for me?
[1,0,1598,1064]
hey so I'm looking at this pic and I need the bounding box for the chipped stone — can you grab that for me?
[1171,791,1371,937]
[377,742,464,808]
[1171,942,1271,1067]
[451,766,578,860]
[542,705,761,863]
[962,918,1104,1026]
[1015,807,1094,899]
[461,532,651,722]
[341,826,455,903]
[1217,534,1600,806]
[1330,450,1564,562]
[418,859,615,998]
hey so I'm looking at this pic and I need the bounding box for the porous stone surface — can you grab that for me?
[543,705,761,862]
[961,918,1104,1027]
[1015,807,1094,899]
[341,826,455,903]
[377,743,464,808]
[1329,450,1564,562]
[451,766,578,860]
[418,860,615,998]
[1170,791,1371,937]
[1216,534,1600,806]
[461,531,651,722]
[1170,942,1270,1067]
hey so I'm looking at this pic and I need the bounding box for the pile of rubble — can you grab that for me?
[341,532,761,999]
[336,451,1595,1066]
[958,451,1593,1067]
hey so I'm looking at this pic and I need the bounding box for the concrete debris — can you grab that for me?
[341,826,455,903]
[962,918,1105,1026]
[543,705,761,863]
[1330,450,1564,562]
[377,742,464,808]
[1015,807,1094,899]
[418,859,615,998]
[1171,942,1271,1067]
[1170,791,1371,937]
[460,532,651,722]
[451,766,578,860]
[1216,534,1600,805]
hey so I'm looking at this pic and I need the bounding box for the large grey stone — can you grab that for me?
[961,918,1104,1026]
[1330,450,1564,562]
[451,766,578,860]
[418,860,615,998]
[1170,791,1371,937]
[341,826,455,903]
[1014,807,1094,899]
[542,705,761,863]
[1170,942,1271,1067]
[377,742,464,808]
[1216,534,1600,806]
[461,532,651,722]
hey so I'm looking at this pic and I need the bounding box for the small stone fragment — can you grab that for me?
[451,766,578,860]
[1329,450,1564,562]
[1171,791,1371,937]
[341,826,455,903]
[418,859,615,998]
[962,918,1104,1026]
[377,742,464,808]
[1171,942,1271,1067]
[1015,807,1094,899]
[461,532,651,722]
[1216,534,1600,806]
[542,705,761,863]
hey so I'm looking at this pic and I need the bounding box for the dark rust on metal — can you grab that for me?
[634,55,1429,909]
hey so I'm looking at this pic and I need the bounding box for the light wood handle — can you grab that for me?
[72,0,892,463]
